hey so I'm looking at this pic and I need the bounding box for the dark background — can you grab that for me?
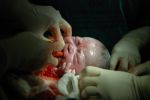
[28,0,150,51]
[0,0,150,100]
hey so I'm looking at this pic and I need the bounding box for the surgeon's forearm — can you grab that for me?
[120,26,150,49]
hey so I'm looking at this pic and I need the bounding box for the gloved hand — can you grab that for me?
[110,27,150,71]
[110,38,141,71]
[0,31,64,77]
[2,0,72,40]
[129,61,150,76]
[79,66,150,100]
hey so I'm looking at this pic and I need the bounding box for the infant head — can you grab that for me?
[60,36,110,74]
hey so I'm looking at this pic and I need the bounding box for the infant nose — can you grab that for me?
[52,51,64,58]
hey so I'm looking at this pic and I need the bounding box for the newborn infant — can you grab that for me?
[37,36,110,99]
[59,36,110,74]
[3,36,110,100]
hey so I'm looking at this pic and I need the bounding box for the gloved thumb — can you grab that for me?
[81,86,100,99]
[130,61,150,76]
[49,23,63,41]
[59,18,72,37]
[32,33,53,42]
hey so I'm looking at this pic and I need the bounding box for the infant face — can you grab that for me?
[59,36,110,74]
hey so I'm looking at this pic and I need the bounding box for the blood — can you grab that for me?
[32,64,65,100]
[52,51,64,58]
[31,50,66,100]
[33,64,65,78]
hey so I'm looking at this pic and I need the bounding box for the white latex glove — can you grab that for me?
[0,31,64,78]
[1,0,72,40]
[110,27,150,71]
[57,72,79,99]
[110,39,141,71]
[129,61,150,76]
[79,66,150,100]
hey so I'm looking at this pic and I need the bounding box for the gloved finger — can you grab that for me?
[128,57,136,70]
[131,61,150,76]
[110,53,119,70]
[81,86,100,99]
[59,18,72,37]
[79,76,99,90]
[128,62,134,71]
[32,33,53,42]
[49,23,63,41]
[79,66,101,79]
[130,66,144,76]
[134,55,141,65]
[117,57,128,71]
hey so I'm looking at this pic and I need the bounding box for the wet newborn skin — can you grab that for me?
[60,36,110,74]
